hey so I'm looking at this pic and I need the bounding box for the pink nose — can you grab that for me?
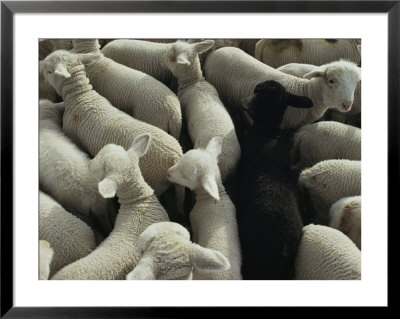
[342,102,352,110]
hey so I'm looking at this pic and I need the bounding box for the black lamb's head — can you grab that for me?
[243,80,313,128]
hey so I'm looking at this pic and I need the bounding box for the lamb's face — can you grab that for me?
[166,149,216,191]
[42,50,78,95]
[306,61,361,112]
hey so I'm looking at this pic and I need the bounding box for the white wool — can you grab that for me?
[39,240,54,280]
[255,39,361,68]
[126,221,230,280]
[52,136,170,280]
[71,40,182,140]
[295,224,361,280]
[41,49,183,197]
[278,62,361,124]
[329,196,361,249]
[298,159,361,225]
[167,137,242,280]
[291,121,361,173]
[204,47,361,129]
[39,191,96,279]
[39,99,116,234]
[162,40,241,181]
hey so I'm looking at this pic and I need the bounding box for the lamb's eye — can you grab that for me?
[329,79,335,84]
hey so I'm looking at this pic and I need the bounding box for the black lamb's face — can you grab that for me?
[250,81,289,121]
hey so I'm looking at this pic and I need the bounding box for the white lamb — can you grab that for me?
[161,40,241,181]
[167,137,242,280]
[126,221,230,280]
[39,99,116,234]
[39,62,58,102]
[101,39,176,88]
[39,239,54,280]
[298,159,361,225]
[277,62,361,126]
[291,121,361,173]
[52,135,170,280]
[71,39,182,140]
[255,39,361,68]
[295,224,361,280]
[39,191,96,278]
[329,196,361,249]
[204,47,361,129]
[41,49,183,197]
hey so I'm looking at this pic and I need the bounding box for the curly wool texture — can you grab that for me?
[299,159,361,225]
[292,121,361,172]
[190,188,242,280]
[39,191,96,278]
[295,224,361,280]
[102,39,174,87]
[278,62,361,124]
[205,47,339,130]
[39,100,115,233]
[60,64,182,196]
[178,80,241,181]
[255,39,361,68]
[72,40,182,139]
[330,196,361,249]
[52,165,170,280]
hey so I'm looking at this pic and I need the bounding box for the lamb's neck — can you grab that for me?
[116,175,155,209]
[177,66,204,89]
[282,77,325,108]
[195,181,226,202]
[61,66,93,101]
[72,40,101,54]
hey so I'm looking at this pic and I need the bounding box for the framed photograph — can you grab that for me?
[1,0,395,316]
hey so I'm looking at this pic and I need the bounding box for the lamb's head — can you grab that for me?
[303,59,361,112]
[243,80,313,129]
[162,40,215,79]
[39,240,54,280]
[88,134,152,198]
[126,222,230,280]
[166,137,222,200]
[41,50,101,95]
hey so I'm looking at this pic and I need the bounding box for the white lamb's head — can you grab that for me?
[126,221,230,280]
[162,40,215,78]
[88,134,152,199]
[39,240,54,280]
[303,59,361,112]
[41,50,101,95]
[166,137,222,200]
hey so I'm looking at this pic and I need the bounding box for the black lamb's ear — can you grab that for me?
[286,93,313,108]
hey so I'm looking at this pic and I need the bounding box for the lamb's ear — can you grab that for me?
[129,134,152,158]
[176,53,191,66]
[98,177,117,198]
[286,93,313,109]
[303,68,325,79]
[205,136,223,158]
[241,96,253,110]
[80,53,101,66]
[201,174,219,201]
[54,64,71,79]
[126,257,157,280]
[190,244,230,273]
[194,40,215,54]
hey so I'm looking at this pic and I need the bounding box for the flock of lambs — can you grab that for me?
[38,38,362,280]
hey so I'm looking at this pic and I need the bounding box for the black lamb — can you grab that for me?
[237,80,313,280]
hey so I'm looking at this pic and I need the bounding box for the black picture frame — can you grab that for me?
[1,0,395,317]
